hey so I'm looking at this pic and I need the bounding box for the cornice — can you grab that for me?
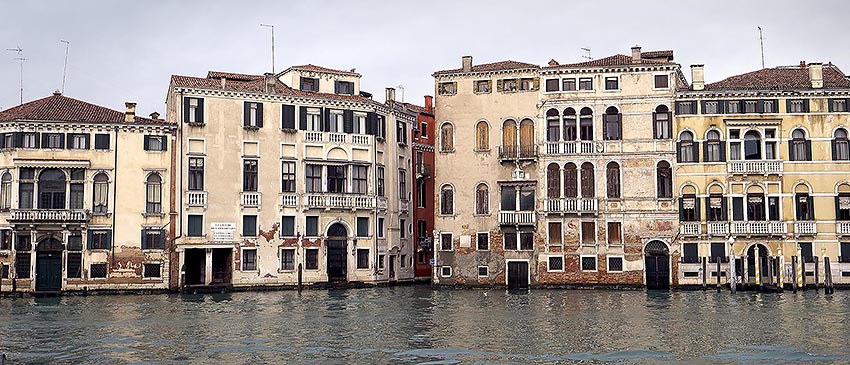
[174,87,392,115]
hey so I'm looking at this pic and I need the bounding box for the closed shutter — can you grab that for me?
[243,102,250,127]
[676,142,682,163]
[343,110,353,133]
[756,99,765,113]
[105,230,112,250]
[323,108,332,132]
[703,141,710,162]
[829,98,835,112]
[158,229,166,249]
[674,102,681,115]
[66,134,72,149]
[810,194,816,220]
[732,197,744,221]
[299,106,307,130]
[366,112,377,136]
[143,135,151,150]
[58,134,65,149]
[13,132,22,148]
[805,140,812,161]
[87,230,93,250]
[257,103,263,128]
[833,140,839,160]
[721,196,728,221]
[694,197,701,221]
[692,141,700,162]
[678,198,685,220]
[788,140,795,161]
[140,229,146,249]
[196,98,204,122]
[183,97,190,123]
[532,77,540,91]
[738,100,746,113]
[617,113,622,139]
[803,99,810,112]
[836,196,842,220]
[719,141,726,161]
[161,136,168,151]
[651,112,658,138]
[496,80,504,92]
[700,101,707,114]
[334,81,339,94]
[717,100,726,114]
[282,105,295,129]
[0,133,5,148]
[40,134,49,148]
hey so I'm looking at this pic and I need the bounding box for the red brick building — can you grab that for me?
[403,96,435,280]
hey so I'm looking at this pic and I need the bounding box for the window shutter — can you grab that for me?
[699,101,707,114]
[721,196,728,221]
[41,134,49,148]
[183,97,190,123]
[105,230,112,250]
[678,198,685,220]
[299,106,307,130]
[532,77,540,91]
[282,105,295,129]
[343,110,353,133]
[695,197,701,221]
[196,98,204,122]
[87,230,93,250]
[366,112,377,136]
[496,79,504,92]
[59,134,65,149]
[756,100,765,113]
[676,142,682,163]
[803,99,810,112]
[703,140,710,162]
[140,229,146,249]
[832,140,839,160]
[323,108,331,132]
[651,112,658,138]
[66,134,72,149]
[243,102,250,127]
[13,132,22,148]
[836,196,842,221]
[674,103,681,115]
[717,100,726,114]
[785,99,792,113]
[158,229,166,249]
[810,194,816,220]
[257,103,264,128]
[805,140,812,161]
[719,141,726,161]
[617,113,623,139]
[143,135,150,150]
[162,136,168,151]
[692,141,700,162]
[334,81,339,94]
[829,98,835,112]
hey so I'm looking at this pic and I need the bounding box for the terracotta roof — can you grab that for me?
[433,60,539,76]
[400,102,426,114]
[206,71,264,81]
[640,50,674,60]
[286,64,360,77]
[0,94,170,125]
[705,64,850,91]
[545,54,669,69]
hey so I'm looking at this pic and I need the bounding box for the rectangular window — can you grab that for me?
[144,135,167,151]
[280,161,295,193]
[420,122,428,138]
[305,164,322,193]
[90,263,108,278]
[378,254,385,269]
[356,249,369,269]
[300,77,319,92]
[562,78,576,91]
[45,133,63,149]
[378,217,385,238]
[581,256,596,271]
[604,77,619,90]
[548,222,562,245]
[400,219,406,239]
[727,101,740,113]
[502,79,518,92]
[22,133,36,148]
[438,82,457,95]
[356,217,369,237]
[327,113,343,133]
[800,242,813,262]
[608,257,623,272]
[377,166,385,196]
[704,101,719,114]
[545,79,559,92]
[187,215,203,237]
[683,243,699,263]
[0,230,10,250]
[185,97,203,124]
[764,100,775,113]
[477,232,489,250]
[305,216,319,237]
[708,194,725,221]
[441,266,452,277]
[607,222,622,245]
[478,266,488,277]
[143,263,161,278]
[88,230,111,250]
[475,80,491,93]
[503,231,517,250]
[306,112,321,131]
[397,121,407,144]
[354,115,367,134]
[416,180,426,208]
[788,100,805,113]
[519,78,534,91]
[327,165,346,193]
[335,81,353,95]
[67,252,82,278]
[188,157,204,191]
[19,181,33,209]
[94,134,110,150]
[548,256,564,271]
[654,74,669,89]
[710,242,726,263]
[581,222,595,245]
[305,249,319,269]
[440,232,452,251]
[141,229,165,250]
[243,159,258,192]
[833,99,847,112]
[280,216,295,237]
[242,215,257,237]
[70,134,89,149]
[744,100,758,113]
[69,183,84,210]
[398,169,407,198]
[242,249,257,271]
[400,254,407,268]
[520,231,533,251]
[280,249,295,270]
[677,102,694,115]
[579,78,593,90]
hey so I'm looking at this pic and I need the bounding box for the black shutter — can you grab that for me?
[196,98,204,123]
[703,141,710,162]
[718,100,726,114]
[0,133,5,148]
[282,105,295,129]
[141,229,146,249]
[695,197,701,221]
[40,134,49,148]
[803,99,811,112]
[788,140,795,161]
[162,136,168,151]
[87,230,93,250]
[829,98,835,112]
[323,108,331,132]
[700,101,707,114]
[13,132,22,148]
[719,141,726,161]
[732,197,744,221]
[692,141,700,162]
[59,134,65,149]
[676,142,682,162]
[721,196,728,221]
[810,194,816,220]
[334,81,339,94]
[738,100,746,114]
[786,99,792,113]
[651,112,658,138]
[805,140,812,161]
[299,106,307,130]
[617,113,623,140]
[756,100,765,113]
[243,102,250,127]
[836,196,842,221]
[257,103,264,128]
[674,102,681,115]
[183,97,190,123]
[832,140,839,160]
[158,229,166,249]
[143,135,150,150]
[66,134,72,149]
[366,112,377,136]
[678,198,685,220]
[105,230,112,250]
[343,110,353,133]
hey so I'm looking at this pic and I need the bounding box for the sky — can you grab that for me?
[1,0,848,116]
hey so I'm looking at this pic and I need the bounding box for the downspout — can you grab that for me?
[110,125,118,267]
[176,90,185,290]
[373,111,379,281]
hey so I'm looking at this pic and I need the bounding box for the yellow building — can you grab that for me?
[675,62,850,286]
[0,93,176,293]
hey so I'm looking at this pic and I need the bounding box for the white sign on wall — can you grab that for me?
[210,222,236,242]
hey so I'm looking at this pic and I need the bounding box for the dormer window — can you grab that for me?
[300,77,319,92]
[334,81,354,95]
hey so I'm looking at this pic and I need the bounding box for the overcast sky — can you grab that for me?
[2,0,848,116]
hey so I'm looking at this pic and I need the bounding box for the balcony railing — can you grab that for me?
[240,192,262,207]
[707,222,729,236]
[794,221,817,235]
[352,134,371,145]
[186,191,207,207]
[837,222,850,236]
[9,209,91,223]
[681,256,701,264]
[727,160,783,175]
[328,133,347,144]
[729,221,787,236]
[543,141,600,155]
[280,193,298,208]
[415,163,432,179]
[304,131,323,142]
[544,198,597,214]
[304,194,374,210]
[498,145,538,161]
[679,222,701,236]
[498,211,536,225]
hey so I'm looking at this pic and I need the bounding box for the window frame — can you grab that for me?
[547,255,565,272]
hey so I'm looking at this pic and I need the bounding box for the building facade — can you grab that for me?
[403,96,436,280]
[675,61,850,286]
[0,93,176,293]
[166,66,415,290]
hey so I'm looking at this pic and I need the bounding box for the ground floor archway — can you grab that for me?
[35,238,64,292]
[644,240,670,290]
[326,223,348,283]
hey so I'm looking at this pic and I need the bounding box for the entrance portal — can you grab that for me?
[35,238,64,292]
[326,223,348,283]
[644,240,670,290]
[507,261,529,289]
[746,244,769,280]
[211,248,232,285]
[184,248,205,286]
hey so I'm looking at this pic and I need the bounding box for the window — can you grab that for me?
[681,194,698,221]
[85,172,106,214]
[744,100,758,114]
[796,193,813,221]
[475,80,491,93]
[838,193,850,221]
[356,217,369,237]
[747,194,765,221]
[546,109,559,142]
[305,249,318,269]
[832,99,848,112]
[354,114,367,134]
[18,168,34,209]
[440,185,454,215]
[67,252,82,278]
[15,235,31,278]
[305,111,321,131]
[656,161,672,199]
[704,130,723,162]
[420,122,428,138]
[441,266,452,277]
[833,128,849,161]
[143,263,161,278]
[475,183,489,215]
[400,219,407,239]
[581,256,597,271]
[94,134,110,150]
[562,78,576,91]
[70,134,89,149]
[90,263,108,278]
[603,107,621,140]
[280,216,295,237]
[398,169,407,198]
[581,222,595,245]
[519,78,535,91]
[305,216,318,237]
[546,163,560,199]
[38,169,66,209]
[397,121,407,144]
[335,81,353,95]
[545,79,559,92]
[242,249,257,271]
[440,233,452,251]
[377,166,385,197]
[607,222,622,245]
[605,77,619,90]
[300,77,319,92]
[2,133,10,148]
[608,257,623,272]
[356,249,369,269]
[475,121,489,150]
[654,105,671,139]
[144,135,167,151]
[654,74,669,89]
[0,229,10,250]
[243,160,258,192]
[416,179,426,208]
[0,172,10,211]
[579,107,593,141]
[438,82,457,95]
[606,162,620,199]
[787,99,807,113]
[184,97,204,124]
[704,101,719,114]
[280,249,295,270]
[186,157,205,191]
[548,256,564,271]
[579,78,593,90]
[678,131,697,162]
[88,230,111,250]
[563,108,577,141]
[21,132,36,148]
[743,131,762,160]
[378,217,385,238]
[676,102,695,115]
[503,230,517,250]
[242,215,257,237]
[378,254,385,269]
[187,215,203,237]
[145,173,162,214]
[45,133,63,149]
[682,243,699,263]
[790,129,810,161]
[564,163,578,198]
[708,193,725,221]
[580,162,594,198]
[727,100,740,114]
[477,232,489,250]
[440,123,454,152]
[327,165,346,193]
[548,222,562,245]
[141,229,165,250]
[478,266,488,277]
[348,165,366,194]
[305,164,322,193]
[277,161,295,193]
[400,254,408,268]
[764,100,775,113]
[417,220,427,239]
[502,79,518,92]
[709,242,726,263]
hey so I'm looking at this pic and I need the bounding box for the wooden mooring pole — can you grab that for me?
[792,256,799,293]
[716,259,722,292]
[702,257,707,290]
[824,256,835,294]
[814,257,820,291]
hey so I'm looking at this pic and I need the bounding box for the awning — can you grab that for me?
[14,158,91,168]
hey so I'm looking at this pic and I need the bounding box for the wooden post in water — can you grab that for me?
[792,256,798,293]
[768,256,774,288]
[824,256,835,294]
[297,263,303,292]
[743,255,749,288]
[754,247,762,292]
[814,256,820,291]
[702,256,707,290]
[778,247,784,291]
[716,259,722,292]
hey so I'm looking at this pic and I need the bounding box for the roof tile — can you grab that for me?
[0,94,170,125]
[705,64,850,90]
[433,60,539,76]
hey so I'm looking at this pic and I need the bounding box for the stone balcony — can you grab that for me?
[240,192,262,208]
[729,221,787,236]
[186,191,207,208]
[679,222,701,237]
[544,198,598,215]
[304,194,375,210]
[542,141,602,155]
[707,222,729,236]
[727,160,783,175]
[303,131,372,145]
[837,221,850,237]
[498,211,536,226]
[8,209,91,223]
[793,221,817,236]
[280,193,299,208]
[497,145,538,162]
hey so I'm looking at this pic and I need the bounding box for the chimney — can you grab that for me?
[264,73,276,93]
[124,102,136,122]
[220,77,226,89]
[800,61,807,69]
[149,112,160,120]
[691,64,705,91]
[631,45,642,63]
[385,87,396,105]
[462,55,473,72]
[548,59,559,67]
[424,95,433,114]
[809,62,824,89]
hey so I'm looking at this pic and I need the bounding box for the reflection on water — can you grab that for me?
[1,287,849,364]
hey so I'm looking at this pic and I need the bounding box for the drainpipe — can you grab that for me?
[177,90,185,289]
[373,111,379,282]
[110,125,118,268]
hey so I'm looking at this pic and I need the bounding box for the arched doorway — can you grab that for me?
[746,243,770,281]
[36,238,64,292]
[644,240,670,289]
[326,223,348,283]
[38,169,66,209]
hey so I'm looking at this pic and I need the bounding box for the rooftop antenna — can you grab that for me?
[758,26,765,69]
[396,84,405,103]
[581,47,592,60]
[6,46,26,105]
[60,40,70,93]
[260,23,275,73]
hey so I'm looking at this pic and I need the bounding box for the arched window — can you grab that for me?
[790,128,810,161]
[519,119,535,156]
[475,121,489,150]
[657,161,672,198]
[680,185,699,221]
[440,123,454,152]
[93,173,109,214]
[38,169,66,209]
[606,162,620,199]
[744,130,762,160]
[603,106,621,140]
[580,162,595,198]
[546,109,560,142]
[564,163,578,198]
[794,183,814,221]
[440,185,454,215]
[833,128,849,161]
[146,173,162,214]
[653,105,671,139]
[677,131,696,163]
[704,130,723,162]
[837,183,850,221]
[579,107,593,141]
[475,183,489,215]
[0,172,10,211]
[547,163,560,198]
[707,184,726,221]
[563,108,577,141]
[502,119,517,155]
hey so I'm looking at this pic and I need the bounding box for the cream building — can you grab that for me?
[0,93,176,293]
[167,66,414,290]
[675,61,850,287]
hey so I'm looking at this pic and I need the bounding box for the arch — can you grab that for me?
[326,222,349,282]
[653,105,671,139]
[475,182,489,215]
[706,129,721,141]
[475,120,490,150]
[707,182,726,195]
[546,163,561,199]
[835,128,848,139]
[834,128,849,160]
[746,184,765,194]
[563,162,578,198]
[644,240,669,256]
[37,238,64,252]
[439,184,455,215]
[440,122,454,152]
[519,118,534,151]
[38,168,67,209]
[546,109,560,142]
[603,106,621,140]
[562,107,577,141]
[580,162,595,198]
[793,180,812,193]
[680,184,698,195]
[744,130,762,160]
[0,171,11,210]
[644,239,670,289]
[502,119,517,150]
[579,107,593,141]
[656,161,672,199]
[327,222,348,238]
[837,182,850,194]
[791,127,809,139]
[744,242,772,259]
[145,172,163,214]
[678,130,694,141]
[606,161,620,199]
[327,147,349,160]
[93,172,110,214]
[655,104,669,113]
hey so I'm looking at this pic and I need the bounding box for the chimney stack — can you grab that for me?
[124,102,136,122]
[385,87,396,105]
[220,77,226,89]
[691,64,705,91]
[631,45,642,64]
[264,73,276,93]
[462,55,473,72]
[149,112,160,120]
[425,95,433,114]
[809,62,824,89]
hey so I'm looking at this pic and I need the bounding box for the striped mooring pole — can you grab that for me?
[778,246,784,290]
[796,245,804,290]
[754,245,761,289]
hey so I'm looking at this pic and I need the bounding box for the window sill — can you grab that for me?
[142,277,163,281]
[472,214,491,217]
[243,126,261,131]
[356,267,370,271]
[547,269,565,273]
[141,249,165,252]
[281,128,298,133]
[473,91,491,95]
[279,236,298,239]
[474,149,491,153]
[438,93,457,96]
[438,149,455,154]
[143,213,165,218]
[241,269,259,273]
[277,269,296,273]
[603,89,621,92]
[187,122,206,127]
[89,248,111,252]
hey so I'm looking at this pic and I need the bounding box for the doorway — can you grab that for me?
[211,248,232,285]
[507,260,529,289]
[326,223,348,283]
[35,238,64,292]
[644,240,670,290]
[388,255,396,280]
[746,243,769,280]
[184,248,205,286]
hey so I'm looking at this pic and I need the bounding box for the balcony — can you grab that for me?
[240,192,262,208]
[837,222,850,237]
[542,141,601,155]
[302,131,372,145]
[498,145,538,161]
[679,222,702,237]
[727,160,783,175]
[280,193,298,208]
[498,211,536,226]
[707,222,729,236]
[415,163,432,179]
[9,209,91,223]
[304,131,323,142]
[729,221,787,236]
[544,198,597,215]
[351,135,371,145]
[328,133,347,144]
[186,191,207,208]
[304,194,374,210]
[794,221,817,236]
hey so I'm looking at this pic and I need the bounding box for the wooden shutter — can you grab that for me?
[0,133,5,148]
[829,98,835,112]
[143,135,151,150]
[87,230,93,250]
[105,230,112,250]
[183,97,190,123]
[497,80,504,93]
[651,112,658,138]
[703,141,710,162]
[836,196,842,221]
[257,103,263,128]
[140,229,146,249]
[805,140,812,161]
[694,197,701,221]
[243,102,250,127]
[66,134,73,149]
[323,108,332,132]
[756,100,765,113]
[676,142,683,163]
[366,112,377,136]
[700,101,707,114]
[40,134,49,148]
[161,136,168,151]
[299,106,307,130]
[788,141,795,161]
[803,99,810,112]
[810,194,816,220]
[13,132,22,148]
[617,113,622,140]
[334,81,340,94]
[532,77,540,91]
[282,105,296,129]
[674,102,681,115]
[717,100,726,114]
[343,110,353,133]
[692,141,700,162]
[158,229,166,249]
[678,198,685,220]
[719,141,726,161]
[196,98,204,122]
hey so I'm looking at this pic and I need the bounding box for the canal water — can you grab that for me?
[1,287,849,364]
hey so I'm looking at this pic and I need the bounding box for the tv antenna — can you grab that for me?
[6,46,27,105]
[60,40,70,93]
[260,23,275,73]
[581,47,592,60]
[758,26,765,69]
